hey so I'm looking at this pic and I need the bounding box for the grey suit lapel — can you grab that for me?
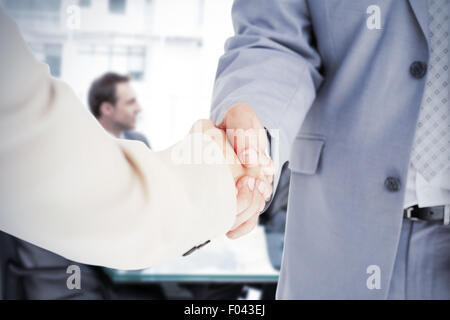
[408,0,430,44]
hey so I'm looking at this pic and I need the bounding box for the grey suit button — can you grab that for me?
[410,61,427,79]
[385,177,401,192]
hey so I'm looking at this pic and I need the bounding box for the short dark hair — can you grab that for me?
[88,72,130,118]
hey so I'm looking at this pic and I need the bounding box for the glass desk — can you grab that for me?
[104,226,280,283]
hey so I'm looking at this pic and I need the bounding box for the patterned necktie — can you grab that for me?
[411,0,450,182]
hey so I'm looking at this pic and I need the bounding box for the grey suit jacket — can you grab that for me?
[211,0,446,299]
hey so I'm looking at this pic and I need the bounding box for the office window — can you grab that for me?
[79,45,146,81]
[28,43,62,77]
[3,0,61,12]
[78,0,91,8]
[127,47,146,81]
[36,0,60,12]
[2,0,61,24]
[108,0,126,14]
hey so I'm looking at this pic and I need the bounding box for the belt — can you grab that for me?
[404,205,450,225]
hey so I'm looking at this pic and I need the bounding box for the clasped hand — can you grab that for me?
[190,104,274,239]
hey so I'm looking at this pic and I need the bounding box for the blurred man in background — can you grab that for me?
[88,72,150,148]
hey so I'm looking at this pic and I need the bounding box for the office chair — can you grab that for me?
[0,230,25,299]
[1,232,165,300]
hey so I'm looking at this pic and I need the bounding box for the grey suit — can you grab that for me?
[211,0,450,299]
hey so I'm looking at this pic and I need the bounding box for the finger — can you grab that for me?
[265,172,274,185]
[256,179,273,202]
[235,176,254,213]
[225,128,265,167]
[260,153,275,172]
[237,147,273,170]
[260,157,275,185]
[217,118,226,130]
[230,187,265,230]
[190,119,216,134]
[238,147,260,168]
[218,104,268,164]
[227,212,259,239]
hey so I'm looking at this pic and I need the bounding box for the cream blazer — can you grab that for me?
[0,9,236,270]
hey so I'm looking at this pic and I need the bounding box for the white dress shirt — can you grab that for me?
[403,0,450,210]
[404,163,450,209]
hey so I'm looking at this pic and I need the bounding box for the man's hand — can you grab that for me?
[217,103,275,239]
[190,116,274,239]
[189,119,256,182]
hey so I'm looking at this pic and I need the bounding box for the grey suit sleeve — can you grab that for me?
[211,0,324,196]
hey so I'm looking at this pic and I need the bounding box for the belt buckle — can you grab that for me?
[405,206,420,221]
[444,205,450,226]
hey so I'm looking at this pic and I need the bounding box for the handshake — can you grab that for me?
[189,104,275,240]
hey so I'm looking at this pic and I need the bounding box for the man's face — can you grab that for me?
[109,82,141,131]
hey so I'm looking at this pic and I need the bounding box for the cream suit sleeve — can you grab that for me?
[0,10,236,270]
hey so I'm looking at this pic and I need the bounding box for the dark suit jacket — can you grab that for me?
[123,130,151,149]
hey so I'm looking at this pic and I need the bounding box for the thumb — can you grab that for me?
[233,127,266,167]
[217,118,226,130]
